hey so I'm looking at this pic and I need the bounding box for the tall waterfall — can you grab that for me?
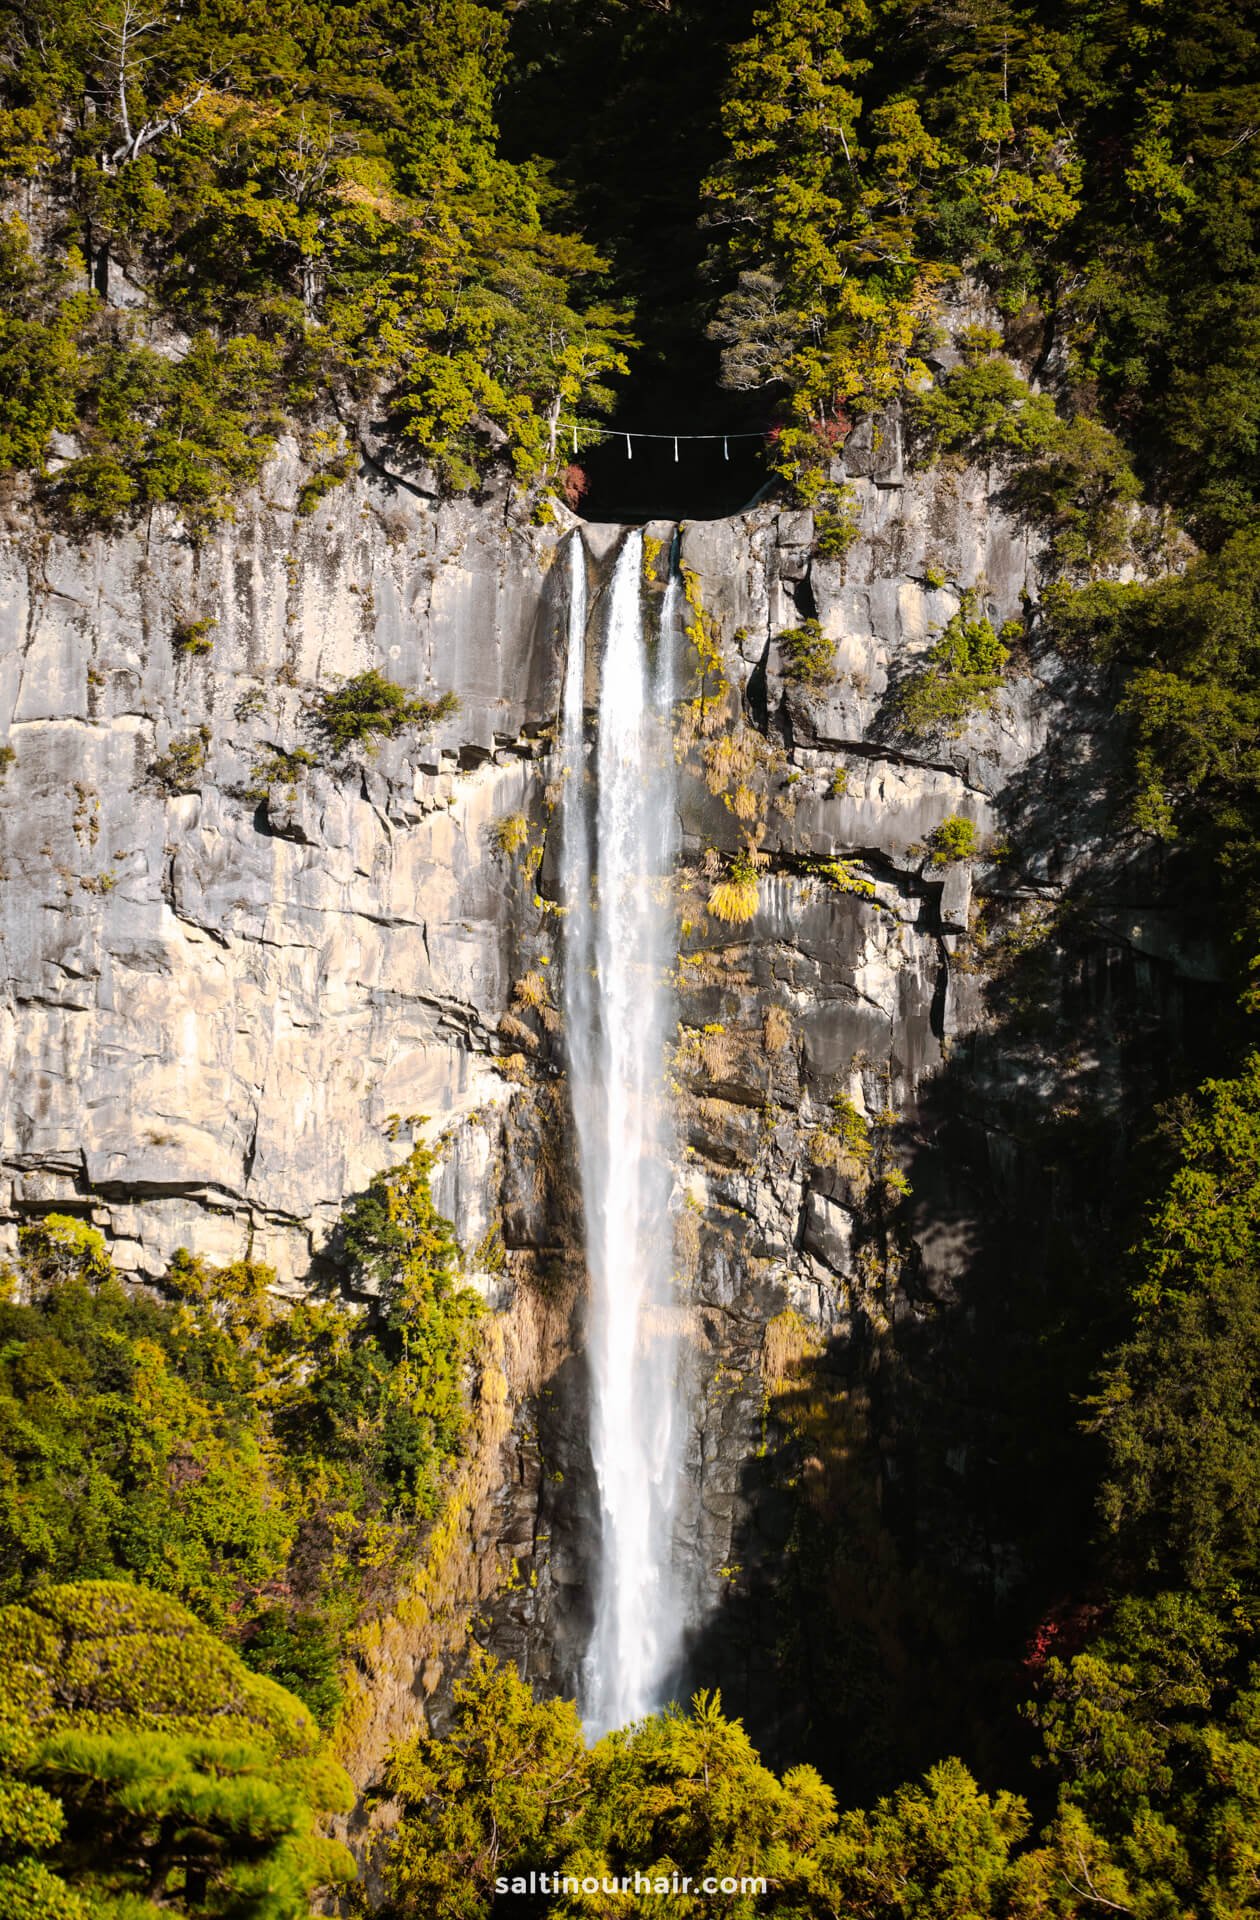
[559,529,682,1735]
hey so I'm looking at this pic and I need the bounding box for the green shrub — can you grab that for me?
[171,614,216,657]
[908,357,1060,465]
[17,1214,112,1287]
[296,432,356,517]
[1002,415,1143,576]
[956,324,1004,361]
[828,1094,873,1162]
[929,815,980,864]
[332,1143,482,1497]
[814,486,861,560]
[779,619,836,686]
[1045,534,1260,944]
[244,744,317,803]
[150,726,210,794]
[897,593,1009,739]
[314,671,459,754]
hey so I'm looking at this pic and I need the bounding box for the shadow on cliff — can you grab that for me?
[678,660,1228,1811]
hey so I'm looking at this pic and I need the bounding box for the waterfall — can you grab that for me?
[559,529,682,1736]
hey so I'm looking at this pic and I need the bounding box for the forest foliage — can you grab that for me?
[7,1,1260,1916]
[3,0,1259,535]
[0,0,631,518]
[0,1146,481,1912]
[0,1579,355,1918]
[0,1146,479,1722]
[374,1626,1260,1919]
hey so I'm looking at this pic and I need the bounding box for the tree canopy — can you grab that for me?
[0,1579,354,1917]
[0,1145,479,1722]
[0,0,631,518]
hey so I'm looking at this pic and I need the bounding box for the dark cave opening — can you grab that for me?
[575,424,772,524]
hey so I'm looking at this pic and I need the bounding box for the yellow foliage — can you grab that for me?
[492,813,529,857]
[704,730,760,796]
[513,971,560,1033]
[707,876,759,924]
[680,1024,738,1080]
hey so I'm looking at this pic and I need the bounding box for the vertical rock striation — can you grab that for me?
[0,431,1219,1800]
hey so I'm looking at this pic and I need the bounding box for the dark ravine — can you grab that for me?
[0,378,1218,1824]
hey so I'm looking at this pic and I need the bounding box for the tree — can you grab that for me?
[1022,1593,1260,1918]
[1090,1056,1260,1592]
[0,1580,354,1916]
[0,0,631,508]
[0,220,88,471]
[0,1162,479,1707]
[0,1227,291,1629]
[702,0,938,494]
[701,0,1083,496]
[815,1757,1028,1917]
[568,1691,836,1916]
[381,1648,591,1918]
[382,1664,838,1918]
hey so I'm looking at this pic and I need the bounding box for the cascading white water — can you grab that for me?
[559,529,682,1735]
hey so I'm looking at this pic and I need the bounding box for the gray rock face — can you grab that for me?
[631,470,1211,1746]
[0,431,1216,1780]
[0,451,570,1281]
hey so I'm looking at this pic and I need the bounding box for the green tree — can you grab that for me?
[1022,1593,1260,1918]
[381,1647,591,1918]
[908,347,1060,467]
[0,1225,290,1631]
[702,0,1082,496]
[703,0,938,496]
[0,1156,479,1705]
[815,1756,1028,1917]
[0,0,631,509]
[567,1691,836,1917]
[381,1665,835,1919]
[1090,1057,1260,1592]
[0,1580,354,1916]
[0,219,87,471]
[0,1718,89,1920]
[61,329,286,533]
[327,1142,482,1500]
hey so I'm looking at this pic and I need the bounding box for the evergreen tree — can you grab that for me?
[0,1580,355,1916]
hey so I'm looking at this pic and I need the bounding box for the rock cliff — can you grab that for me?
[0,428,1217,1798]
[0,457,564,1283]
